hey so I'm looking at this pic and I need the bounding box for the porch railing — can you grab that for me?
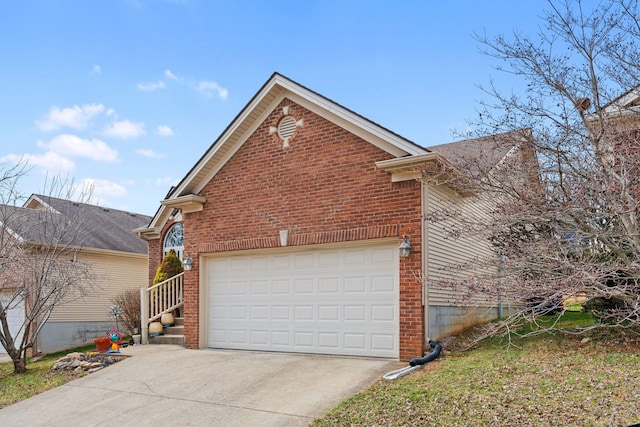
[140,272,184,344]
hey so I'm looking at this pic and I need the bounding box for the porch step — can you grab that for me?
[148,317,185,346]
[148,334,185,345]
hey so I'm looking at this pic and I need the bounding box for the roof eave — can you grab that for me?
[160,194,207,214]
[376,152,478,196]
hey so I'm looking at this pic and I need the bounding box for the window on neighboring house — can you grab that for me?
[163,223,184,260]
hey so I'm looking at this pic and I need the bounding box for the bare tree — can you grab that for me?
[424,0,640,340]
[0,167,95,373]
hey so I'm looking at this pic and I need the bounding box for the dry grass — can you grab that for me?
[0,345,95,409]
[312,313,640,426]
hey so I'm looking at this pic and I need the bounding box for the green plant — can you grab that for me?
[152,249,183,285]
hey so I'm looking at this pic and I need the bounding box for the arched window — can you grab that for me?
[163,223,184,260]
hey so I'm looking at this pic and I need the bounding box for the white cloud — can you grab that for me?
[81,178,128,197]
[157,124,174,136]
[165,69,180,81]
[102,120,146,138]
[1,152,75,173]
[36,103,105,131]
[136,148,166,159]
[137,80,166,91]
[92,64,101,74]
[154,176,176,186]
[197,81,228,100]
[38,134,119,162]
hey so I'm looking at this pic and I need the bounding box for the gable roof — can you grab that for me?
[137,72,429,239]
[375,129,533,194]
[427,130,527,170]
[585,85,640,120]
[1,195,151,254]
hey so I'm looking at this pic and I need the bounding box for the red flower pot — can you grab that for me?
[93,337,111,353]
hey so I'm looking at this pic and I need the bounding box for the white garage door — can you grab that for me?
[205,242,399,358]
[0,292,25,355]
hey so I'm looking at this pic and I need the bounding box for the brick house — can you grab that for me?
[136,73,523,360]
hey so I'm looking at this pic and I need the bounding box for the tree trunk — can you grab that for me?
[12,356,26,374]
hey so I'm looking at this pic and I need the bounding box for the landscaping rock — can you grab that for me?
[51,352,127,374]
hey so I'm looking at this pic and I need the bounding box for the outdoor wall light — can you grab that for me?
[183,256,194,271]
[399,235,411,258]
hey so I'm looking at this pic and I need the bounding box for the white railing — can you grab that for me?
[140,272,184,344]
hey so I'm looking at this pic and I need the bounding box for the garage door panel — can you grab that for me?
[372,247,396,263]
[344,277,366,293]
[294,332,314,347]
[344,333,366,350]
[372,305,395,321]
[344,305,366,321]
[206,242,398,358]
[294,305,314,321]
[271,331,290,346]
[251,281,268,295]
[294,278,314,294]
[318,277,339,293]
[272,305,290,320]
[230,281,247,295]
[372,334,395,351]
[372,275,395,293]
[251,330,267,345]
[318,251,339,267]
[272,280,290,294]
[318,305,339,321]
[228,306,245,319]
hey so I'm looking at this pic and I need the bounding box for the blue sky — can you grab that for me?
[0,0,546,216]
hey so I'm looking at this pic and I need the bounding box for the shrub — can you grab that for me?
[153,249,183,284]
[111,288,141,335]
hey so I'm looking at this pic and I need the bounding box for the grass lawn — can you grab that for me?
[312,313,640,426]
[0,344,95,409]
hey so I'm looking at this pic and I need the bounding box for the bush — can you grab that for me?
[111,289,141,335]
[153,249,183,284]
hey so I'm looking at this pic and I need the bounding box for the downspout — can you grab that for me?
[383,340,442,380]
[410,340,443,366]
[421,180,429,343]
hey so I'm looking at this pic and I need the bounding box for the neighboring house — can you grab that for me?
[0,195,151,354]
[135,73,527,360]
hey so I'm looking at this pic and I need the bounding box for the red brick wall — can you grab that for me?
[150,99,424,360]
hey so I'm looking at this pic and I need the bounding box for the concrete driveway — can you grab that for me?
[0,345,401,426]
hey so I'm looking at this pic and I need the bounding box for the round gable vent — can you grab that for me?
[277,115,297,141]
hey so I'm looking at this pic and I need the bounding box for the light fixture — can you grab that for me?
[399,235,411,258]
[183,256,194,271]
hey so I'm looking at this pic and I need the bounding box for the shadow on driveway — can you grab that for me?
[0,345,401,426]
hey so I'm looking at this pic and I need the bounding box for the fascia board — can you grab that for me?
[133,226,161,240]
[278,80,426,157]
[171,78,284,199]
[79,246,148,259]
[160,194,207,214]
[191,91,287,195]
[23,195,59,213]
[0,221,24,243]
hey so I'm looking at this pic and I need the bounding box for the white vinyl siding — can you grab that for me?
[425,184,498,308]
[48,251,148,322]
[204,241,399,358]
